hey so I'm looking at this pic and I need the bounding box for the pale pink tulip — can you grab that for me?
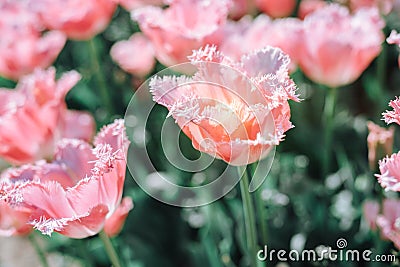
[104,197,133,237]
[383,97,400,125]
[376,152,400,191]
[0,1,66,80]
[35,0,117,40]
[111,33,156,77]
[298,4,384,87]
[118,0,164,11]
[367,121,394,169]
[2,120,132,238]
[132,0,231,66]
[363,200,380,230]
[387,30,400,68]
[376,199,400,249]
[0,68,95,165]
[255,0,296,18]
[298,0,328,19]
[150,45,299,166]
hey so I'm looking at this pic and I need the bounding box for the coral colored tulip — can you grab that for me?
[298,0,327,19]
[111,33,156,77]
[376,152,400,191]
[376,199,400,249]
[362,200,380,230]
[0,1,66,80]
[298,4,384,88]
[255,0,296,18]
[387,30,400,68]
[104,197,134,237]
[150,45,299,166]
[35,0,117,40]
[1,120,133,238]
[0,68,95,165]
[132,0,231,66]
[367,122,394,170]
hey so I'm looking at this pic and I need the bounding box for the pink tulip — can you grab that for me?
[367,121,394,169]
[104,197,134,237]
[1,120,133,238]
[111,33,156,77]
[150,45,299,166]
[35,0,117,40]
[255,0,296,18]
[387,30,400,68]
[298,0,327,19]
[376,151,400,191]
[298,4,384,87]
[220,15,302,72]
[118,0,164,11]
[376,199,400,249]
[383,97,400,125]
[349,0,394,14]
[363,200,380,230]
[132,0,231,66]
[0,68,95,165]
[0,1,66,80]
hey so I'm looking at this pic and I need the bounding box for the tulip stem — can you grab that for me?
[322,87,337,177]
[238,166,258,267]
[88,38,115,117]
[28,233,49,267]
[99,231,122,267]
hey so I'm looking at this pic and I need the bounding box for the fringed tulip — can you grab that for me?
[255,0,296,18]
[383,97,400,126]
[149,45,299,166]
[35,0,117,40]
[376,199,400,249]
[376,152,400,191]
[298,4,384,87]
[111,33,156,77]
[132,0,231,66]
[367,122,394,170]
[0,68,95,165]
[1,120,133,238]
[0,1,66,80]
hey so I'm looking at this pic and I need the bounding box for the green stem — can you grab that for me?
[88,38,115,116]
[376,44,387,108]
[238,166,258,267]
[28,233,49,267]
[322,87,337,177]
[99,231,122,267]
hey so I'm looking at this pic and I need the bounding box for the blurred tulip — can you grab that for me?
[298,4,384,87]
[149,45,299,166]
[118,0,164,11]
[383,97,400,125]
[0,68,95,165]
[387,30,400,68]
[376,151,400,191]
[1,120,132,238]
[367,122,394,170]
[362,200,380,230]
[111,33,156,77]
[0,1,66,80]
[348,0,394,14]
[255,0,296,18]
[376,199,400,249]
[298,0,327,19]
[35,0,117,40]
[132,0,231,66]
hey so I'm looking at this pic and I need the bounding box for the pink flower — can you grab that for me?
[348,0,394,14]
[0,68,95,165]
[383,97,400,125]
[132,0,231,66]
[220,15,302,72]
[104,197,133,237]
[149,45,299,166]
[118,0,164,11]
[363,200,380,230]
[298,4,384,87]
[387,30,400,68]
[35,0,117,40]
[0,1,66,80]
[111,33,156,77]
[376,152,400,191]
[1,120,133,238]
[255,0,296,18]
[229,0,254,20]
[376,199,400,249]
[367,121,394,169]
[298,0,327,19]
